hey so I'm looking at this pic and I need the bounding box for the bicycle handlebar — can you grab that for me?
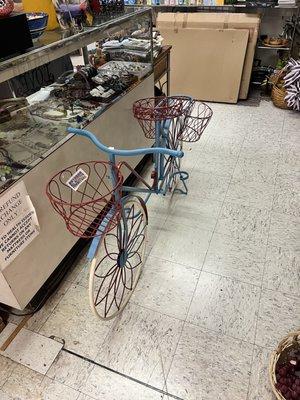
[68,128,184,158]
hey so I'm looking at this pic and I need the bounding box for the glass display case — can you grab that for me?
[0,6,154,195]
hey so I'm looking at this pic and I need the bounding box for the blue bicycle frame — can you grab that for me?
[68,126,185,198]
[68,127,185,260]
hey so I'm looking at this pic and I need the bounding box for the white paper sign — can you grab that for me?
[0,181,40,270]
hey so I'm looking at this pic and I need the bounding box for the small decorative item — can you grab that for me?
[271,68,289,109]
[263,37,290,48]
[269,331,300,400]
[284,58,300,111]
[52,0,89,30]
[26,12,49,40]
[0,0,14,17]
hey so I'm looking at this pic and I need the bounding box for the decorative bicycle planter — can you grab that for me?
[46,96,212,320]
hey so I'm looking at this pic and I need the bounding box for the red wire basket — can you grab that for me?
[133,96,193,139]
[46,161,123,238]
[179,100,213,143]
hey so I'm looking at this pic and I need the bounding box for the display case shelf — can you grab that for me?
[131,3,299,10]
[0,7,151,84]
[257,44,291,50]
[0,6,154,195]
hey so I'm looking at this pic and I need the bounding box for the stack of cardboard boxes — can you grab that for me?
[157,13,261,103]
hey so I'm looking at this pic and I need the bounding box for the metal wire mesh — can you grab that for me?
[46,161,123,238]
[133,96,193,139]
[179,100,213,142]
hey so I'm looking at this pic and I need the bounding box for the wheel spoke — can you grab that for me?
[128,233,146,255]
[126,214,144,250]
[91,199,146,319]
[104,238,118,261]
[95,266,118,307]
[123,260,134,290]
[126,253,142,270]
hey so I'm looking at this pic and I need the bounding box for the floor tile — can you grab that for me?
[232,157,278,186]
[273,173,300,217]
[282,114,300,142]
[167,195,222,232]
[277,140,300,175]
[0,391,17,400]
[268,211,300,251]
[2,369,79,400]
[0,355,16,387]
[246,119,283,141]
[131,255,199,320]
[215,202,270,245]
[203,134,243,156]
[65,248,89,284]
[239,140,280,161]
[151,221,212,269]
[255,289,300,348]
[0,323,63,375]
[9,280,73,333]
[81,364,164,400]
[182,143,207,171]
[47,351,93,391]
[193,149,237,177]
[186,170,231,201]
[263,245,300,297]
[146,192,175,222]
[39,284,112,360]
[225,180,274,210]
[187,272,260,342]
[167,323,253,400]
[146,216,167,256]
[74,262,90,288]
[77,394,96,400]
[40,377,80,400]
[1,364,45,400]
[248,345,274,400]
[95,303,183,389]
[203,233,266,286]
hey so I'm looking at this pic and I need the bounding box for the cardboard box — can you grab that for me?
[157,13,260,100]
[158,27,249,103]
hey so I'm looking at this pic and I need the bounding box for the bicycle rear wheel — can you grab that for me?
[89,196,147,320]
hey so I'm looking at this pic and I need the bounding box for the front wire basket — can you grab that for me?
[179,100,213,143]
[133,96,193,139]
[46,161,123,238]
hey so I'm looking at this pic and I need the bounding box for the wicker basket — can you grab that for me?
[271,68,289,110]
[269,330,300,400]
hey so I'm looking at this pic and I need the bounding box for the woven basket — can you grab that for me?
[271,68,289,109]
[269,330,300,400]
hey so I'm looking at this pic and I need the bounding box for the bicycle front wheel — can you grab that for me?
[89,196,148,320]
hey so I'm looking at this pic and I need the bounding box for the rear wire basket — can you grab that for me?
[179,100,213,143]
[46,161,123,238]
[133,96,193,139]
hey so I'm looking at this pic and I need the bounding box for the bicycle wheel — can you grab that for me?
[89,196,148,320]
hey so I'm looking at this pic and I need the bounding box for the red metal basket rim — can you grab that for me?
[46,160,123,207]
[133,96,193,114]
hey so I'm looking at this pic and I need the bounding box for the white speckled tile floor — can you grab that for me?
[1,98,299,400]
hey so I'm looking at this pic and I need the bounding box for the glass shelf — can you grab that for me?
[0,7,153,194]
[257,45,291,50]
[0,7,151,84]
